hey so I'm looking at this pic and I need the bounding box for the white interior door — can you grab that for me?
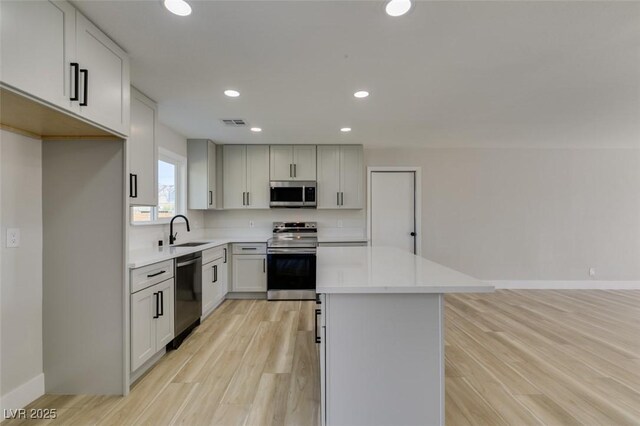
[370,171,416,253]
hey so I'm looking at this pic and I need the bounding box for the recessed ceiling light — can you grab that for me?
[251,127,262,132]
[340,127,352,133]
[164,0,191,16]
[385,0,412,17]
[224,89,240,98]
[354,91,369,98]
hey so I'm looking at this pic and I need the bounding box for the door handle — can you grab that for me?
[315,309,321,343]
[153,292,159,319]
[79,69,88,106]
[159,291,164,317]
[129,174,138,198]
[70,63,79,101]
[209,190,213,205]
[213,264,218,283]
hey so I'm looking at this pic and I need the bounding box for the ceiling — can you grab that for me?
[73,1,640,148]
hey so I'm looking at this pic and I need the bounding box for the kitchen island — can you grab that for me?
[316,246,494,426]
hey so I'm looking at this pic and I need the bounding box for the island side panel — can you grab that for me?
[325,293,444,426]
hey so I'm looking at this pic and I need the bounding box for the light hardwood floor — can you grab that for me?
[4,290,640,425]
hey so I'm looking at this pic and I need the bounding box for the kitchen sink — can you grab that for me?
[173,242,209,247]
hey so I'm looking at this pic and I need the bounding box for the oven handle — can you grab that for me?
[267,248,317,254]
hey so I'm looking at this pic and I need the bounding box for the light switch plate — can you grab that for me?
[6,228,20,248]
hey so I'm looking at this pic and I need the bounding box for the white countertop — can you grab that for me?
[129,234,368,269]
[316,246,493,294]
[128,238,265,269]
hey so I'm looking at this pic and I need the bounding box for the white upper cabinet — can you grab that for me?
[317,145,364,209]
[75,12,130,136]
[0,1,130,136]
[188,139,220,210]
[246,145,270,208]
[223,145,247,209]
[223,145,269,209]
[269,145,316,181]
[129,88,157,206]
[0,1,76,110]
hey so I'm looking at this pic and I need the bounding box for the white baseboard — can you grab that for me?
[0,373,45,413]
[490,280,640,290]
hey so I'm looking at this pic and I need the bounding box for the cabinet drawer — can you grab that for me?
[131,260,174,293]
[202,245,226,265]
[232,243,266,255]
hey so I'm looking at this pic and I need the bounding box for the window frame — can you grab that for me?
[131,148,187,226]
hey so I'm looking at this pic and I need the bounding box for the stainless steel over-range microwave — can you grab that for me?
[269,181,316,208]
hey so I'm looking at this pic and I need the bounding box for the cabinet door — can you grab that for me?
[129,88,157,206]
[246,145,270,208]
[339,146,364,209]
[293,145,317,181]
[155,279,175,349]
[317,146,341,208]
[202,261,216,316]
[76,12,130,136]
[232,255,267,292]
[207,141,217,209]
[270,145,293,181]
[0,0,76,111]
[223,145,247,209]
[216,260,229,300]
[131,285,157,371]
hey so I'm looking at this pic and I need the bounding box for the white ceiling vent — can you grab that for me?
[222,119,247,127]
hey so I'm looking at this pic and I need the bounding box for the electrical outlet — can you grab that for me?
[249,220,255,228]
[589,267,596,277]
[6,228,20,248]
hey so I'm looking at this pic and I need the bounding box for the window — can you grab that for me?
[132,149,186,224]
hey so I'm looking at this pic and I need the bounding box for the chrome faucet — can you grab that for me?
[169,214,190,245]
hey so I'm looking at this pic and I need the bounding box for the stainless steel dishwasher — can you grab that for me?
[171,251,202,348]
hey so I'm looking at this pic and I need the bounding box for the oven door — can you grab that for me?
[267,249,316,299]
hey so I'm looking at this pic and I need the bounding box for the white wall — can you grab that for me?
[129,123,204,250]
[0,130,44,409]
[365,147,640,282]
[203,208,365,238]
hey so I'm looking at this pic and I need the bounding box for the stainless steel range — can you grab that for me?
[267,222,317,300]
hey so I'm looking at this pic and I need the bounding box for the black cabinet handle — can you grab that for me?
[315,309,321,343]
[263,258,266,273]
[223,248,227,263]
[247,192,250,206]
[146,270,165,278]
[129,174,138,198]
[70,63,79,101]
[79,69,88,106]
[315,293,321,305]
[159,291,164,317]
[213,264,218,283]
[153,292,159,319]
[340,192,344,206]
[294,164,297,177]
[289,164,293,177]
[209,190,213,205]
[242,192,246,206]
[337,192,340,206]
[242,247,257,250]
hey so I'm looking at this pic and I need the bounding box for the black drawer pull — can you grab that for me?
[146,270,166,278]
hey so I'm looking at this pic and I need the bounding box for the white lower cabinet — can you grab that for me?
[202,255,228,317]
[131,278,174,372]
[232,254,267,292]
